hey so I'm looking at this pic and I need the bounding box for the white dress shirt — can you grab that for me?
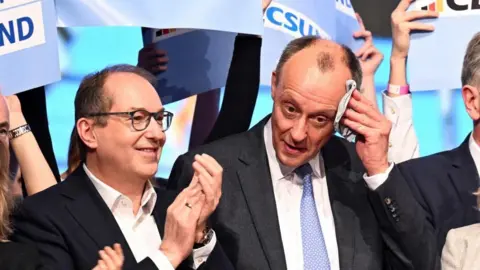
[264,120,388,270]
[382,92,420,163]
[468,134,480,177]
[83,164,216,269]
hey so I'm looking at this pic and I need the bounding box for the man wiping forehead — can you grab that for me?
[270,38,362,168]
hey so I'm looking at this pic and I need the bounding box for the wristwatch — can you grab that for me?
[8,124,31,140]
[193,227,214,249]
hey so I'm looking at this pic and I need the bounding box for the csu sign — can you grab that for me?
[264,2,331,39]
[447,0,480,11]
[421,0,480,14]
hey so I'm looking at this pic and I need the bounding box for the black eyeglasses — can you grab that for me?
[85,109,174,132]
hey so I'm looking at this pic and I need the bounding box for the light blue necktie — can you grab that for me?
[296,163,331,270]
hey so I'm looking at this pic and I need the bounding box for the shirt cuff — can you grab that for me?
[382,91,413,125]
[191,230,217,269]
[149,250,175,270]
[363,163,394,190]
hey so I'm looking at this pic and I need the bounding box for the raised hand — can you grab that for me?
[191,154,223,242]
[137,44,169,74]
[341,90,392,176]
[353,13,384,78]
[5,95,27,130]
[92,244,124,270]
[391,0,438,60]
[160,183,206,268]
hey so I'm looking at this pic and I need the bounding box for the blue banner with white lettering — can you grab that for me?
[142,29,235,104]
[56,0,263,36]
[0,0,60,95]
[408,0,480,91]
[335,0,363,51]
[260,0,336,85]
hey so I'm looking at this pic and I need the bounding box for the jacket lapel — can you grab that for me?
[61,167,137,267]
[236,116,288,270]
[448,135,480,224]
[323,137,360,270]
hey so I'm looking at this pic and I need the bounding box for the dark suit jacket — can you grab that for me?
[11,167,232,270]
[386,135,480,254]
[168,116,437,270]
[0,242,41,270]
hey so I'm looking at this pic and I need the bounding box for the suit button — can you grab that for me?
[390,206,396,213]
[384,198,392,205]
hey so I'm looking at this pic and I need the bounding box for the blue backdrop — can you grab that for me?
[46,27,469,179]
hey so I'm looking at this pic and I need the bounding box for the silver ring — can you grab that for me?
[185,202,192,209]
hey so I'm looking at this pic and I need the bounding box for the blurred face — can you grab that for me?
[270,42,351,168]
[86,72,165,180]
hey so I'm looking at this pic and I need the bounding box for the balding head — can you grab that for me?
[274,36,362,89]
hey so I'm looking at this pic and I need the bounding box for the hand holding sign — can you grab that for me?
[137,44,169,74]
[391,0,439,60]
[341,90,392,176]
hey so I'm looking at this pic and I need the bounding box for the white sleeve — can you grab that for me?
[191,230,217,269]
[149,251,175,270]
[382,91,420,164]
[363,162,394,190]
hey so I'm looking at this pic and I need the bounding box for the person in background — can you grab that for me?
[11,65,232,270]
[359,0,480,261]
[441,188,480,270]
[0,90,42,270]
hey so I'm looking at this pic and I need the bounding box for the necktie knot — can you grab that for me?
[296,163,313,179]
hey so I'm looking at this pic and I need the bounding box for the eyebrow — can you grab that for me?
[128,107,164,113]
[0,121,9,129]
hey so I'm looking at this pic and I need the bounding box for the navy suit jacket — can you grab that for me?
[11,167,233,270]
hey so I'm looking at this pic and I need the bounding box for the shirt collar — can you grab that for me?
[263,119,323,182]
[469,134,480,176]
[83,163,157,215]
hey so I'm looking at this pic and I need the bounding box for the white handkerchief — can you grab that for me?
[334,80,357,142]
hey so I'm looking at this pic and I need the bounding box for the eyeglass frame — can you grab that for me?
[84,109,174,132]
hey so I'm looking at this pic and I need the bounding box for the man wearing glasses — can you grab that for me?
[11,65,232,270]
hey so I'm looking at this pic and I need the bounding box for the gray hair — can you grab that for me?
[461,32,480,86]
[275,36,363,89]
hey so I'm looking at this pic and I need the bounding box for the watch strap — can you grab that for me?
[9,124,31,140]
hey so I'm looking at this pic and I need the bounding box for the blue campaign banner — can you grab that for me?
[143,29,235,104]
[260,0,336,86]
[0,0,60,95]
[335,0,364,52]
[408,0,480,91]
[56,0,263,36]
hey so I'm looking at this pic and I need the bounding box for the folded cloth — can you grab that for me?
[334,80,357,143]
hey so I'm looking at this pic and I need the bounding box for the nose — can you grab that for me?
[144,118,166,145]
[290,118,307,143]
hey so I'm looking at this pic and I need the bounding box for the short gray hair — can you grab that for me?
[275,36,362,88]
[461,32,480,86]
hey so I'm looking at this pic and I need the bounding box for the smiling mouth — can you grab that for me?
[137,148,159,155]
